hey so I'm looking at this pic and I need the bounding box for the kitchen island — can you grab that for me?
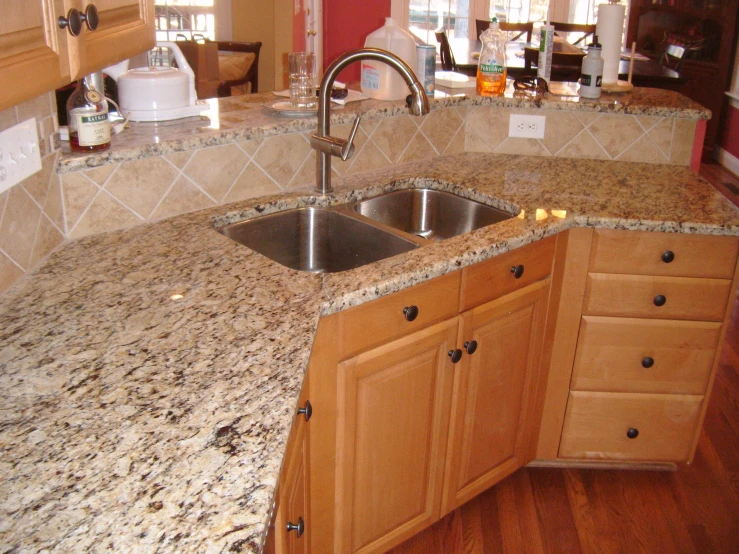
[1,149,738,553]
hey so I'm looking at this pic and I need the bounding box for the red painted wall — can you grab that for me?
[720,104,739,159]
[323,0,392,82]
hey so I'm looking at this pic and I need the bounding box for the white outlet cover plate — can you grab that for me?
[0,118,42,194]
[509,114,546,139]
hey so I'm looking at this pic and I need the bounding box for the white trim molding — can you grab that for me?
[717,147,739,177]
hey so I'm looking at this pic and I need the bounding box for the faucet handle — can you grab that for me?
[340,113,362,161]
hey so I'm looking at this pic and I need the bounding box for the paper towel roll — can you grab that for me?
[595,2,626,84]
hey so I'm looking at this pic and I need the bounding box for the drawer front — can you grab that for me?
[559,391,703,462]
[589,230,739,279]
[583,273,732,321]
[571,316,722,394]
[460,235,556,312]
[339,271,461,357]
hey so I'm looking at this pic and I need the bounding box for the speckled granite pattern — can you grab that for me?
[57,88,710,173]
[1,153,737,553]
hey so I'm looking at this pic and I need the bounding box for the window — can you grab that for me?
[409,0,472,45]
[154,0,231,42]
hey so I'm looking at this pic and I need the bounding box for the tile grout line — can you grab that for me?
[0,246,27,274]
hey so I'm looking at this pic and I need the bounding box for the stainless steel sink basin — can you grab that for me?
[218,207,418,273]
[351,188,514,241]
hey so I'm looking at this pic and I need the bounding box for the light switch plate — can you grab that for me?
[0,118,42,194]
[509,114,546,139]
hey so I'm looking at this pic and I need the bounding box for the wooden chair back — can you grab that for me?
[435,31,457,72]
[476,19,533,42]
[214,41,262,95]
[523,47,584,82]
[550,22,596,46]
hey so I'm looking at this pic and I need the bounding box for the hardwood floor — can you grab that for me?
[390,166,739,554]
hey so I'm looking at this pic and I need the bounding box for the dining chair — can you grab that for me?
[476,19,534,42]
[523,48,584,82]
[435,30,458,72]
[549,22,596,46]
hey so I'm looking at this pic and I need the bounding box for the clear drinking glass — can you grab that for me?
[288,52,316,108]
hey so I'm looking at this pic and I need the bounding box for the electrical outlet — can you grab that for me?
[509,114,546,139]
[0,118,42,194]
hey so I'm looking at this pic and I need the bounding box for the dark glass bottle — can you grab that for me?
[66,75,110,152]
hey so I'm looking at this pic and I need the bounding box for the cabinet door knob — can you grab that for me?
[297,400,312,422]
[403,305,419,321]
[286,517,305,538]
[82,4,99,31]
[464,340,478,355]
[626,428,639,439]
[641,356,654,368]
[58,8,83,36]
[661,250,675,263]
[448,349,463,363]
[653,294,666,307]
[510,265,524,279]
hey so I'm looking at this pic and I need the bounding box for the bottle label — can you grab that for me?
[480,63,504,75]
[75,112,110,146]
[361,64,380,91]
[581,74,602,87]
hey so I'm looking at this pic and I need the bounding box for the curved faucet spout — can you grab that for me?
[311,48,430,194]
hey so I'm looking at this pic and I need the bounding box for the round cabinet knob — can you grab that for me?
[626,428,639,439]
[297,400,312,422]
[464,340,478,355]
[510,265,525,279]
[661,250,675,264]
[82,4,99,31]
[286,517,305,538]
[654,294,667,307]
[448,349,463,363]
[641,356,654,369]
[58,8,83,36]
[403,305,419,322]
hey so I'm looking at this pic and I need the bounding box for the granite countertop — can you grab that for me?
[57,87,711,173]
[2,152,738,553]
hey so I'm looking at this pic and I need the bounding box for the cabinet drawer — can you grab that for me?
[460,235,556,311]
[339,271,461,357]
[571,316,722,394]
[583,273,732,321]
[559,391,703,462]
[589,230,738,279]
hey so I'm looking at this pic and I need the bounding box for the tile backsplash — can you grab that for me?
[0,100,698,294]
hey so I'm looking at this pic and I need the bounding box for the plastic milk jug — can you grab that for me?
[361,18,418,101]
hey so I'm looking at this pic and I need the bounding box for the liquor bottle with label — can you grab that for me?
[66,74,110,152]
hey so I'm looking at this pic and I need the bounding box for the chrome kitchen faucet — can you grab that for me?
[310,48,430,194]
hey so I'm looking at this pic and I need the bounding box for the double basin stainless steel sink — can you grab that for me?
[218,189,514,273]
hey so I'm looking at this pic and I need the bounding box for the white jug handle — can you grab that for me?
[157,41,198,107]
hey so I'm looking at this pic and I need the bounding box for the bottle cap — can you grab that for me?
[588,35,602,49]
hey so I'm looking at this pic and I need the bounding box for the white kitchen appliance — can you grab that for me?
[105,41,208,122]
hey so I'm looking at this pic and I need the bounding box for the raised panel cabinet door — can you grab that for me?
[334,318,459,554]
[66,0,155,78]
[275,419,309,554]
[0,0,70,111]
[442,280,550,514]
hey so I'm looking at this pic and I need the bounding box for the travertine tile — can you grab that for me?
[346,141,392,175]
[61,173,99,232]
[648,118,674,158]
[617,134,668,164]
[252,133,311,186]
[371,115,419,163]
[16,93,52,122]
[465,125,492,152]
[398,132,438,164]
[84,164,116,186]
[541,111,584,155]
[150,177,215,221]
[21,151,56,206]
[0,251,24,295]
[0,107,18,132]
[288,151,318,189]
[0,186,42,269]
[166,151,193,169]
[105,157,179,218]
[223,163,282,204]
[360,118,380,135]
[184,144,249,201]
[637,115,663,132]
[29,214,64,269]
[574,112,600,127]
[670,119,696,166]
[43,177,65,231]
[238,138,263,156]
[70,191,142,238]
[420,108,464,154]
[588,114,645,158]
[494,137,550,156]
[331,124,369,176]
[556,130,609,160]
[443,126,466,155]
[454,106,468,120]
[466,106,510,150]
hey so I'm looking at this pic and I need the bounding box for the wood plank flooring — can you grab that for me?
[390,165,739,554]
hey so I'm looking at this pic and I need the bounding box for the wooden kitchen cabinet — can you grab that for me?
[0,0,154,112]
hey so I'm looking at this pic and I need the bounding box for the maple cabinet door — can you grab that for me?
[442,280,550,514]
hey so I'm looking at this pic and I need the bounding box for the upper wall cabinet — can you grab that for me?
[0,0,155,113]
